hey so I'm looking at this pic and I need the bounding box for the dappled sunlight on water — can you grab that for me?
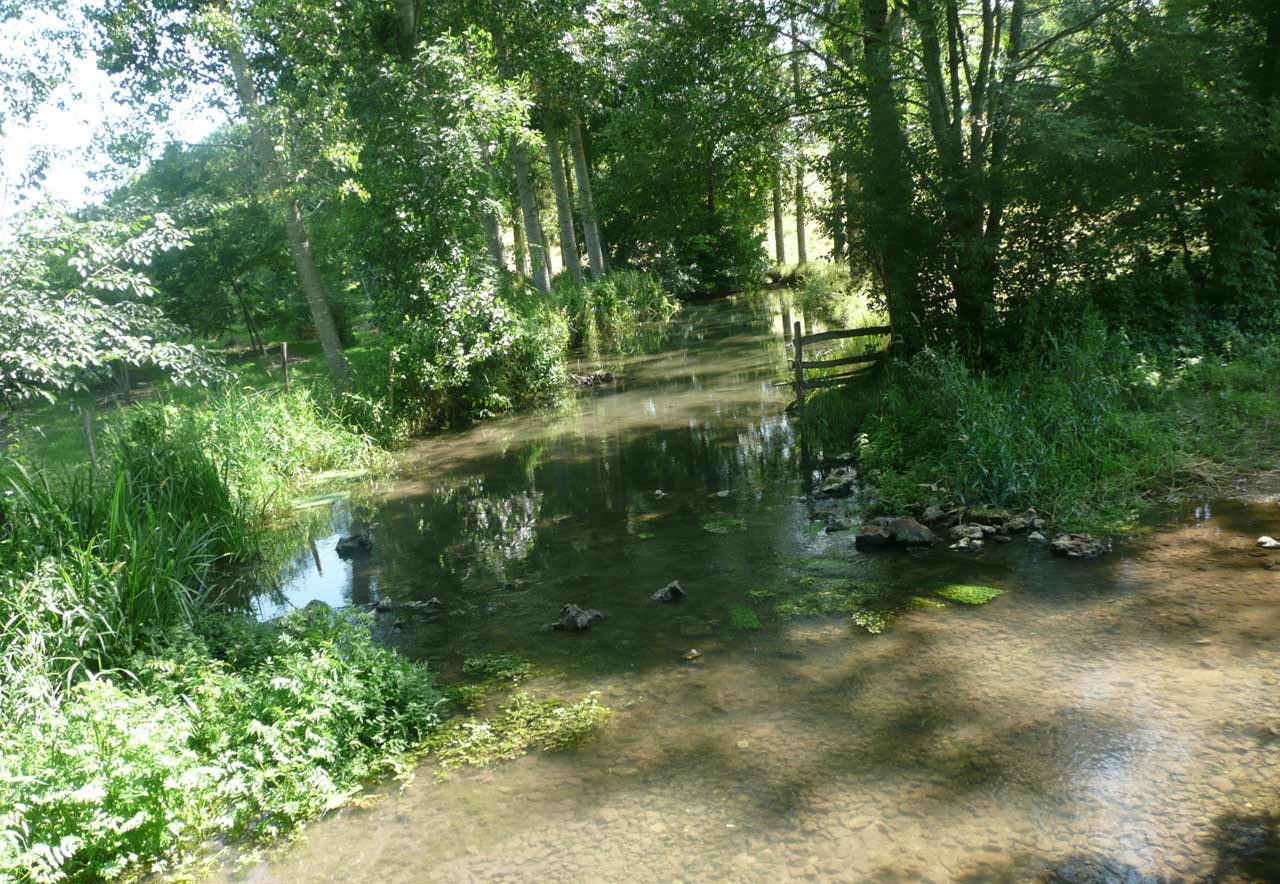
[226,294,1280,883]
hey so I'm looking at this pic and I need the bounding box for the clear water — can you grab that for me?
[222,295,1280,883]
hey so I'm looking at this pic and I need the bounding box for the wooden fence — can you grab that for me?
[791,322,891,405]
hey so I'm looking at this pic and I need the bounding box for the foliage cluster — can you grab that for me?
[0,390,431,883]
[811,312,1280,530]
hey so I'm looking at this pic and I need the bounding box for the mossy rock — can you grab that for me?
[935,584,1004,605]
[701,514,746,535]
[906,595,946,610]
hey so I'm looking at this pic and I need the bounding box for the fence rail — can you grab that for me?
[790,321,890,406]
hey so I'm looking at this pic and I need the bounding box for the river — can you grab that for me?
[223,294,1279,883]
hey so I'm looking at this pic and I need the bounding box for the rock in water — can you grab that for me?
[883,516,935,546]
[825,515,854,533]
[1006,509,1039,532]
[855,524,893,550]
[550,603,605,632]
[335,528,372,558]
[1027,531,1047,543]
[856,517,935,550]
[815,467,856,499]
[949,523,987,542]
[651,580,685,604]
[1050,533,1111,559]
[1257,536,1280,549]
[965,506,1011,527]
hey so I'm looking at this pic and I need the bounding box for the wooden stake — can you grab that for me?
[388,349,396,412]
[793,320,805,408]
[281,342,290,391]
[81,408,98,471]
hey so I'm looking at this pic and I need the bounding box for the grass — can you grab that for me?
[805,313,1280,531]
[0,387,417,882]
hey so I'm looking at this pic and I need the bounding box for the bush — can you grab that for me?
[0,607,443,882]
[818,311,1280,530]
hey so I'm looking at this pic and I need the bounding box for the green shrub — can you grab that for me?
[729,604,761,630]
[0,606,444,882]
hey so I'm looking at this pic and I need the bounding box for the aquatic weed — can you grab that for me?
[426,692,610,775]
[935,584,1004,605]
[701,514,746,535]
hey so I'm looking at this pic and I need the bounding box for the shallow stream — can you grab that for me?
[226,295,1279,883]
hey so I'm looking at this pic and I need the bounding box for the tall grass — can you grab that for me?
[0,387,435,882]
[551,270,680,351]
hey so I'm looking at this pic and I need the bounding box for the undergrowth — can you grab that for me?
[804,313,1280,531]
[0,389,423,883]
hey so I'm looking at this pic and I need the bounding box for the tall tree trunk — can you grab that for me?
[544,123,583,285]
[860,0,924,353]
[569,118,607,277]
[831,171,846,264]
[481,207,507,271]
[794,163,808,264]
[511,192,529,277]
[772,166,787,263]
[513,141,551,293]
[395,0,418,62]
[226,36,350,384]
[790,14,808,265]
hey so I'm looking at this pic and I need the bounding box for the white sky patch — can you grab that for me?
[1,7,227,219]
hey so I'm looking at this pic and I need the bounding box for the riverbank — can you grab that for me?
[0,273,675,883]
[801,313,1280,533]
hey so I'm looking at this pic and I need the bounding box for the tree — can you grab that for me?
[92,0,352,383]
[0,206,219,405]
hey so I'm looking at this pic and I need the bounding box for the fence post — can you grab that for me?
[388,349,396,413]
[793,320,805,409]
[281,342,290,392]
[81,408,98,472]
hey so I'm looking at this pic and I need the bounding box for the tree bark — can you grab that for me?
[511,192,529,277]
[791,13,808,265]
[226,35,350,384]
[860,0,924,353]
[513,140,551,293]
[395,0,418,63]
[481,206,507,271]
[544,123,583,284]
[772,166,787,263]
[569,118,607,277]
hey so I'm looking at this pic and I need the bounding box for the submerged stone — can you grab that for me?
[550,603,605,632]
[651,580,685,604]
[936,584,1004,605]
[1050,533,1111,559]
[335,528,373,558]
